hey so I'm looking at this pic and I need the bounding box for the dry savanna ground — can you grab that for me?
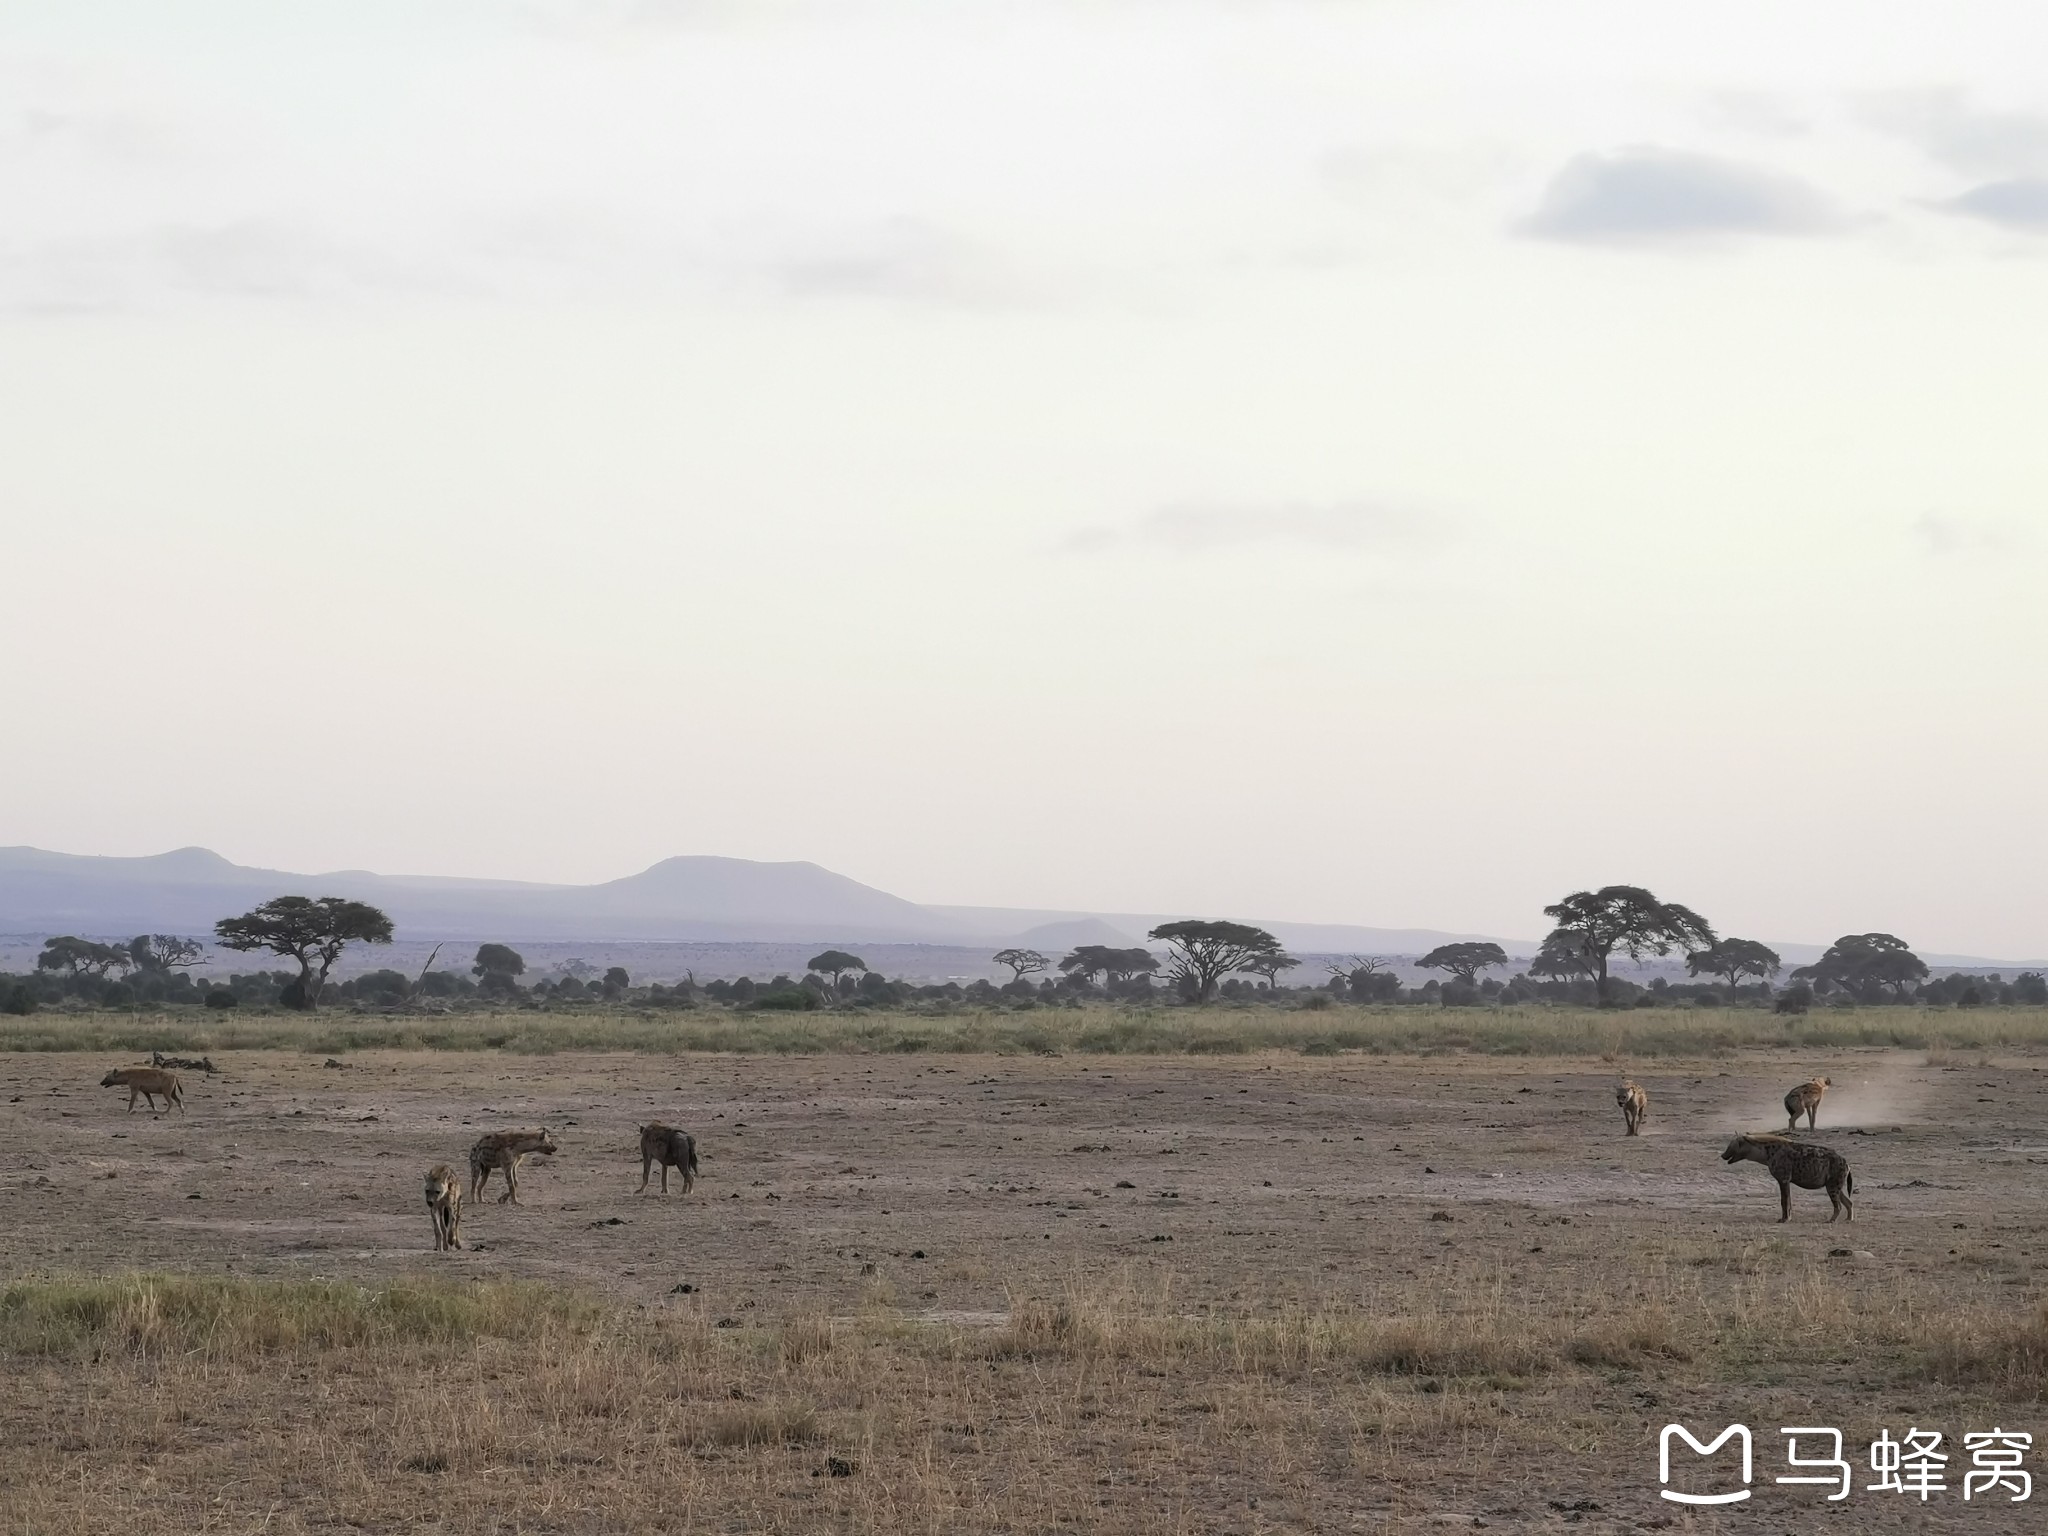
[3,1040,2047,1533]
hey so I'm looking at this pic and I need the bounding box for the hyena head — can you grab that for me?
[425,1167,453,1201]
[100,1070,119,1087]
[534,1129,558,1156]
[1721,1134,1759,1163]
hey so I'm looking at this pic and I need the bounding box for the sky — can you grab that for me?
[2,0,2045,955]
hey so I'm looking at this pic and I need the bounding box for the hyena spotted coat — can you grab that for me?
[424,1164,463,1251]
[100,1067,183,1115]
[468,1129,557,1205]
[637,1123,699,1196]
[1722,1133,1853,1222]
[1616,1081,1648,1136]
[1784,1076,1831,1131]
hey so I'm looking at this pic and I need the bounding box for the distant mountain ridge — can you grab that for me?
[0,848,944,944]
[0,844,1535,954]
[0,845,2038,970]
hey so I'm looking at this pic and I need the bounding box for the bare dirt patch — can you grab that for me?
[3,1047,2045,1532]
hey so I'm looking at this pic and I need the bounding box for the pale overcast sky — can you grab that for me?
[2,1,2045,954]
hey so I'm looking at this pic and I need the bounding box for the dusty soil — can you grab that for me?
[4,1046,2046,1532]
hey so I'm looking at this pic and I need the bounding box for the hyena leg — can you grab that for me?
[1777,1179,1792,1222]
[500,1160,519,1204]
[639,1155,653,1194]
[660,1161,670,1196]
[471,1167,490,1204]
[1832,1181,1851,1222]
[1806,1108,1818,1130]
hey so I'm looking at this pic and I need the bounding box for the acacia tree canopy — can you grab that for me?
[1528,932,1595,983]
[1685,938,1782,996]
[1793,933,1927,1001]
[473,943,526,978]
[128,935,204,973]
[1147,920,1285,1002]
[1536,886,1716,1000]
[1240,951,1300,988]
[214,896,394,1011]
[1416,942,1508,984]
[1058,945,1160,984]
[992,948,1050,982]
[36,936,131,976]
[806,950,868,985]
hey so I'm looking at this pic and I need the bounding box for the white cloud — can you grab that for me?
[1937,177,2048,231]
[1863,90,2048,178]
[1521,147,1843,245]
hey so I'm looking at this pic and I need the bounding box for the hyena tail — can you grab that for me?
[1844,1170,1854,1196]
[687,1139,699,1178]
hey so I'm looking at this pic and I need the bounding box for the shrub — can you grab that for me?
[205,990,239,1010]
[1,986,35,1016]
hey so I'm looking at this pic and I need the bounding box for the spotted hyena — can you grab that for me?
[1784,1076,1831,1131]
[424,1164,463,1251]
[100,1067,183,1115]
[637,1123,699,1196]
[468,1129,557,1205]
[1721,1133,1853,1222]
[1616,1080,1648,1136]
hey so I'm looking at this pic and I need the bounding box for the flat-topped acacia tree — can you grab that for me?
[214,896,394,1011]
[1793,933,1927,1001]
[1058,946,1161,986]
[992,948,1050,983]
[1147,920,1286,1003]
[807,951,868,990]
[1536,886,1715,1003]
[1416,942,1508,985]
[1685,938,1782,1001]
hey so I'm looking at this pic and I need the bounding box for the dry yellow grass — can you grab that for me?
[1,1265,2043,1534]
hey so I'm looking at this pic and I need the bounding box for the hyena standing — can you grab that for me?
[1721,1133,1854,1222]
[99,1067,183,1115]
[424,1164,464,1251]
[468,1129,558,1205]
[637,1123,699,1196]
[1784,1076,1831,1131]
[1616,1080,1648,1136]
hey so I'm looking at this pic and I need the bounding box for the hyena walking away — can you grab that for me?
[424,1165,463,1251]
[1784,1076,1831,1131]
[1722,1133,1853,1222]
[1616,1081,1648,1136]
[637,1123,699,1196]
[100,1067,183,1115]
[468,1129,557,1205]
